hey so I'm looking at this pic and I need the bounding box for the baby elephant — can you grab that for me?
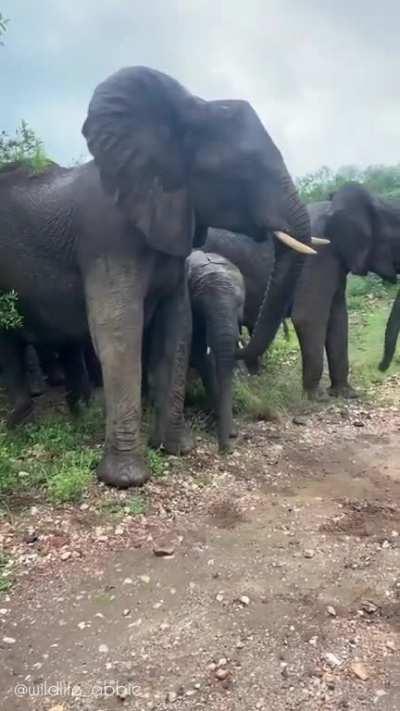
[187,250,245,451]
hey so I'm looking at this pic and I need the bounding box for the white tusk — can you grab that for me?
[274,231,317,255]
[311,237,330,245]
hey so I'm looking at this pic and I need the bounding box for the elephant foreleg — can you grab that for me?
[291,252,341,400]
[326,277,358,399]
[84,257,149,488]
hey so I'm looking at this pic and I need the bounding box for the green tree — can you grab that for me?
[0,120,50,172]
[297,164,400,203]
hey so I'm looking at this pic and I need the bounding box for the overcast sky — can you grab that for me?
[1,1,398,177]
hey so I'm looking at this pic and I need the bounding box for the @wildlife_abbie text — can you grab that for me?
[14,679,140,699]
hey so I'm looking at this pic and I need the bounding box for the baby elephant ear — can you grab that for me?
[82,67,194,257]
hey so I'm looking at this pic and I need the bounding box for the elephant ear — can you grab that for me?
[82,67,194,257]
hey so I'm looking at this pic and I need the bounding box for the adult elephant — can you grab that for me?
[379,287,400,372]
[291,184,399,399]
[0,66,312,487]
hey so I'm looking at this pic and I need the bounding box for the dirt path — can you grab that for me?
[1,396,400,710]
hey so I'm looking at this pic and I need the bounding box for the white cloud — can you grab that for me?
[1,0,398,175]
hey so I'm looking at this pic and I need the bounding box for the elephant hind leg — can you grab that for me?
[0,336,34,427]
[59,345,92,415]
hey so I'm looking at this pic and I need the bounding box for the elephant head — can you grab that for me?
[327,183,397,281]
[379,287,400,372]
[82,66,313,361]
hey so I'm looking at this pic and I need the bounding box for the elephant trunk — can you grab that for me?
[379,288,400,371]
[239,184,310,366]
[207,311,238,452]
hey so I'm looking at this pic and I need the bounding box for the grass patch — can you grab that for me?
[0,402,104,507]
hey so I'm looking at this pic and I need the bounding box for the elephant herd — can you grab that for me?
[0,66,399,489]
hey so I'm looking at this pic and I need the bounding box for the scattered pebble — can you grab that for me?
[153,543,175,557]
[360,600,378,614]
[60,551,71,561]
[139,574,151,584]
[98,644,109,654]
[386,640,396,651]
[324,652,342,668]
[304,549,315,559]
[215,668,230,681]
[238,595,250,606]
[2,636,16,645]
[327,605,337,617]
[350,661,369,681]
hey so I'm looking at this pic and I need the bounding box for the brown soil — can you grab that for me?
[1,393,400,710]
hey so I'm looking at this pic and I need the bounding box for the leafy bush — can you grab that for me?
[0,290,23,329]
[0,121,51,173]
[297,164,400,203]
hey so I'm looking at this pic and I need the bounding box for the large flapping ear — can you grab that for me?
[82,67,194,257]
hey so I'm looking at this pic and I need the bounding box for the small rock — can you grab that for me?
[153,543,175,557]
[215,668,230,681]
[98,644,109,654]
[23,528,38,544]
[386,640,396,651]
[217,657,228,667]
[2,636,16,644]
[49,706,65,711]
[325,674,335,690]
[304,549,315,559]
[123,609,131,617]
[293,416,307,426]
[139,574,151,584]
[165,691,177,703]
[350,661,369,681]
[216,593,224,603]
[382,540,391,549]
[77,621,88,630]
[361,600,378,614]
[60,551,71,561]
[353,421,364,428]
[30,506,39,516]
[114,525,124,535]
[123,577,134,585]
[80,503,89,511]
[327,606,337,617]
[324,652,342,668]
[238,595,250,606]
[236,640,245,649]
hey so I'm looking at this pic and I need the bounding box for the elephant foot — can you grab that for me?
[304,387,329,403]
[97,450,151,488]
[7,399,34,428]
[163,424,194,456]
[329,384,359,400]
[218,439,233,454]
[244,357,261,376]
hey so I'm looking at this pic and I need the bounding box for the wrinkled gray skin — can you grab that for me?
[204,229,284,373]
[187,250,245,452]
[291,184,400,400]
[0,66,311,488]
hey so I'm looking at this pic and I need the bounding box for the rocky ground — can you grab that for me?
[1,382,400,710]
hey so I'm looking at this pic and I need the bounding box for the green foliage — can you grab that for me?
[147,448,167,478]
[0,120,51,173]
[126,494,148,516]
[0,403,104,506]
[297,164,400,203]
[0,290,23,329]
